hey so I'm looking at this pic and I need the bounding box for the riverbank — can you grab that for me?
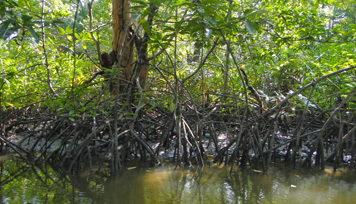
[1,104,355,174]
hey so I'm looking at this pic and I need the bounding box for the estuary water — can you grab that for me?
[1,155,356,204]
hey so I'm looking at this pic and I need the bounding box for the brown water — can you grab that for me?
[1,155,356,204]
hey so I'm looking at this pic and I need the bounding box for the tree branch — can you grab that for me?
[263,65,356,117]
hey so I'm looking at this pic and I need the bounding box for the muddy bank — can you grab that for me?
[1,103,355,174]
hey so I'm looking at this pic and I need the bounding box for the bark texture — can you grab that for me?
[112,0,134,93]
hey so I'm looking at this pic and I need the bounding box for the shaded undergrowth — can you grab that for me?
[1,85,356,174]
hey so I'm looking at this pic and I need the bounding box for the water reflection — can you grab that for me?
[1,156,356,204]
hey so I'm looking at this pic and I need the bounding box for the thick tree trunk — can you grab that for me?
[101,0,155,95]
[111,0,134,93]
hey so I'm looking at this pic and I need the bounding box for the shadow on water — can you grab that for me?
[1,155,356,204]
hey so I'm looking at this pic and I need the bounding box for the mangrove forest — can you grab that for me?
[1,0,356,179]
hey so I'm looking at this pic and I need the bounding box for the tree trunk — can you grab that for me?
[111,0,134,94]
[101,0,155,95]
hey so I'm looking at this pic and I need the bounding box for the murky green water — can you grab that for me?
[1,155,356,204]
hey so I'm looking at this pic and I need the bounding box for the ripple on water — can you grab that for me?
[1,156,356,204]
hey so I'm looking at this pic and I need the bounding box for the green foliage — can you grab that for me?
[1,0,356,113]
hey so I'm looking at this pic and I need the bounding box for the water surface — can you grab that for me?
[1,155,356,204]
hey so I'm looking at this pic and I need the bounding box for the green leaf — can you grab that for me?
[44,20,50,26]
[51,19,64,24]
[141,19,151,34]
[244,9,254,17]
[6,18,18,24]
[197,8,205,14]
[21,14,33,23]
[243,21,258,35]
[65,25,72,34]
[169,103,175,112]
[58,26,65,35]
[244,9,267,19]
[3,25,20,40]
[74,32,80,39]
[136,103,146,112]
[27,26,40,43]
[206,17,217,26]
[0,22,10,37]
